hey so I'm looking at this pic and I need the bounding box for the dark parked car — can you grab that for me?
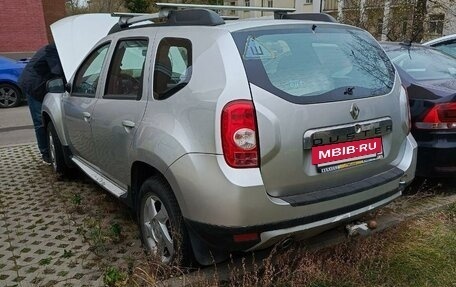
[0,56,28,108]
[382,42,456,177]
[424,34,456,58]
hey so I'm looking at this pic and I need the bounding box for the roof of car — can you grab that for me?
[423,34,456,46]
[109,8,350,34]
[380,41,430,50]
[114,18,356,35]
[219,19,349,32]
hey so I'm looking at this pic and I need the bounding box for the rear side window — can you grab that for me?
[232,25,395,104]
[153,37,192,100]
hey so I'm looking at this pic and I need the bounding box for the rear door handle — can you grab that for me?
[82,112,91,122]
[122,120,135,129]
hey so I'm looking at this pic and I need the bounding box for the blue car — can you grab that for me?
[0,56,28,108]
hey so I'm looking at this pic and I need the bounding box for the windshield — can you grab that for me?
[433,40,456,59]
[386,47,456,81]
[232,25,395,104]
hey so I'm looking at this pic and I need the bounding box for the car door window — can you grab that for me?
[104,39,148,100]
[73,43,110,97]
[153,37,192,100]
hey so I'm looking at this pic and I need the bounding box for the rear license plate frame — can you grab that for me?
[312,137,383,173]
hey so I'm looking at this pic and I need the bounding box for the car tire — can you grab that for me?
[47,121,69,176]
[138,176,194,266]
[0,83,22,108]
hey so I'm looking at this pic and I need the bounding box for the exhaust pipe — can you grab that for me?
[398,175,408,192]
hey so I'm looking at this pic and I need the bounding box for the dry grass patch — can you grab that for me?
[188,202,456,287]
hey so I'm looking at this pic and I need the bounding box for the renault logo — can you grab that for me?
[350,104,360,120]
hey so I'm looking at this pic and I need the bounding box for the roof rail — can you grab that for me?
[109,8,225,34]
[276,12,338,22]
[156,2,295,13]
[111,12,163,28]
[110,3,337,33]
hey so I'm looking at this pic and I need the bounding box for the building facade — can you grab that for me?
[223,0,295,18]
[321,0,456,41]
[222,0,455,41]
[0,0,66,57]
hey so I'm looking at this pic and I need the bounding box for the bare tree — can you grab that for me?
[87,0,126,12]
[325,0,456,42]
[124,0,153,12]
[66,0,89,14]
[411,0,427,42]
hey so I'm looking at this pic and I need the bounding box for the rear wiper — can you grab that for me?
[344,86,355,95]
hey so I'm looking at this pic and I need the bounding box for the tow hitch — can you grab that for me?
[346,220,378,237]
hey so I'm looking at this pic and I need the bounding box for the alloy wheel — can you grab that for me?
[0,85,19,108]
[48,132,57,171]
[142,194,174,264]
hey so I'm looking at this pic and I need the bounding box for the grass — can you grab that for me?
[199,202,456,287]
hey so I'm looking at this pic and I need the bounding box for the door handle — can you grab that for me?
[122,120,135,129]
[82,112,91,123]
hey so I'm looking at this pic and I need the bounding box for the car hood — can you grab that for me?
[408,78,456,101]
[51,14,118,81]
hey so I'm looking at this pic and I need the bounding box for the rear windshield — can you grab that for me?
[232,25,395,104]
[386,47,456,81]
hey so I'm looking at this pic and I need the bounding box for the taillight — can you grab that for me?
[415,103,456,130]
[400,86,411,134]
[221,100,259,168]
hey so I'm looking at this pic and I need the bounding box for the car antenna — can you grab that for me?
[400,26,423,59]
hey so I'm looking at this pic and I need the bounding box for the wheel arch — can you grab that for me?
[130,161,171,211]
[41,93,68,146]
[0,80,22,91]
[131,160,223,266]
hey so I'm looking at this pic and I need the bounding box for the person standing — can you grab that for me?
[18,43,64,163]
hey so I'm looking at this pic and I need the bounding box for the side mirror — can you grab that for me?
[65,82,72,93]
[46,78,65,93]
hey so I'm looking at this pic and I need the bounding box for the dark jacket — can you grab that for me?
[18,43,64,102]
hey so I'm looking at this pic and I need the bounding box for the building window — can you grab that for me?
[376,18,383,37]
[429,14,444,35]
[305,0,313,4]
[267,0,273,7]
[402,20,408,37]
[245,0,250,6]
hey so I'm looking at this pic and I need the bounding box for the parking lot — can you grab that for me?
[1,106,456,287]
[0,107,148,287]
[0,142,150,286]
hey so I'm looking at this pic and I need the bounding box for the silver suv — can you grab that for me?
[43,4,417,265]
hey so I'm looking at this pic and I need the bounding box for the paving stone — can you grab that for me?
[0,144,148,286]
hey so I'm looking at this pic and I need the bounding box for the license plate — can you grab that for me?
[312,137,383,173]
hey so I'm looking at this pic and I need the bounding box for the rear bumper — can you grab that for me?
[185,188,401,252]
[165,134,416,251]
[415,137,456,177]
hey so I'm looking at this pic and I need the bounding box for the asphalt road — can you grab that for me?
[0,105,36,146]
